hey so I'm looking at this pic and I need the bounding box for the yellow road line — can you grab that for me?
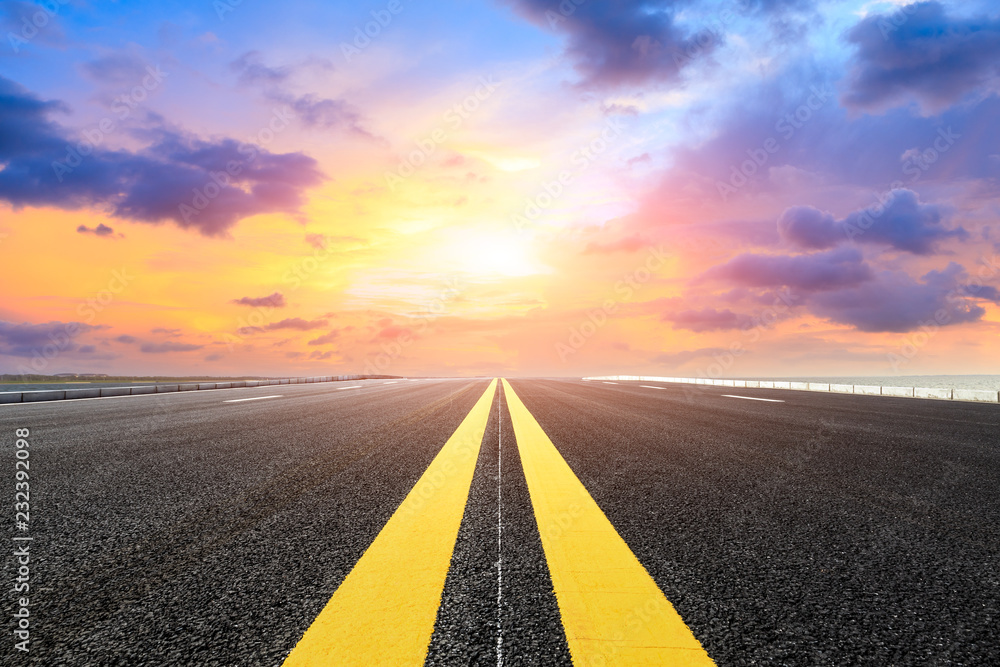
[283,379,498,667]
[502,379,715,666]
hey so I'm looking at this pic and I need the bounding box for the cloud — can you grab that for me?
[116,335,138,344]
[695,248,999,332]
[80,53,151,85]
[701,247,873,291]
[308,330,340,345]
[811,262,993,332]
[77,223,118,238]
[229,51,290,86]
[151,328,181,336]
[139,341,204,353]
[777,189,966,254]
[0,76,325,237]
[0,321,102,357]
[662,308,753,332]
[265,317,327,331]
[204,353,224,361]
[843,2,1000,113]
[230,52,374,136]
[503,0,720,89]
[232,292,286,308]
[309,350,334,360]
[0,1,66,50]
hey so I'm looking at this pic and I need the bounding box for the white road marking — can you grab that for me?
[722,394,785,403]
[602,381,618,385]
[223,395,283,403]
[497,383,504,667]
[640,385,666,390]
[335,385,363,391]
[383,381,399,385]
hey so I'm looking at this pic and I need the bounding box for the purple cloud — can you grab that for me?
[843,2,1000,112]
[701,247,873,291]
[77,223,118,238]
[0,76,325,237]
[139,341,204,353]
[308,330,340,345]
[232,292,286,308]
[504,0,720,88]
[778,189,966,254]
[811,262,995,332]
[0,321,101,357]
[230,51,291,86]
[265,318,328,331]
[151,328,181,337]
[230,52,373,136]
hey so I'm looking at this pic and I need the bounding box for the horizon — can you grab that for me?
[3,0,1000,378]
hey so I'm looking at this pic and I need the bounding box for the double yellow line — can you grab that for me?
[283,378,714,666]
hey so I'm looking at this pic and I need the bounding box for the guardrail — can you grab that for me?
[0,375,397,405]
[582,376,1000,404]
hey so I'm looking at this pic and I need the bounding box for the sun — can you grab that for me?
[445,229,545,278]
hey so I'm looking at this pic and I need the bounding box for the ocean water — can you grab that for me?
[741,375,1000,391]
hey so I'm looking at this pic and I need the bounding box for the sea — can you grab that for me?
[3,375,1000,394]
[738,375,1000,391]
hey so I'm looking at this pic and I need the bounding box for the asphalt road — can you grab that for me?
[2,378,998,665]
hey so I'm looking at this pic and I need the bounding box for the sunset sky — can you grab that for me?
[2,0,999,378]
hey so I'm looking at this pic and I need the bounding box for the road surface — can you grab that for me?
[2,378,998,665]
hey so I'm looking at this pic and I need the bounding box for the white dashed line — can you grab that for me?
[223,395,283,403]
[602,381,618,385]
[640,385,666,390]
[496,383,504,667]
[721,395,785,403]
[334,385,363,391]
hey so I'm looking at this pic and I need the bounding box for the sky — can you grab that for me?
[1,0,999,378]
